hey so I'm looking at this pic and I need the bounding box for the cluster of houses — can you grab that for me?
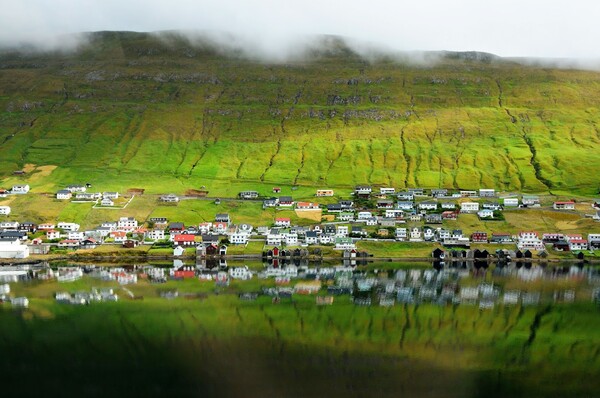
[55,184,120,206]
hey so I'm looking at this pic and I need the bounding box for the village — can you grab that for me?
[0,183,599,260]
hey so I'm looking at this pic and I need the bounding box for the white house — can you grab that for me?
[46,230,61,240]
[354,185,372,195]
[418,201,438,211]
[67,231,85,240]
[380,187,396,195]
[569,239,588,251]
[229,232,250,245]
[145,229,165,241]
[357,211,373,220]
[274,218,291,227]
[0,238,29,258]
[100,198,114,206]
[503,198,519,207]
[103,192,119,199]
[522,195,540,206]
[477,209,494,219]
[396,201,414,211]
[334,237,355,250]
[11,184,30,194]
[267,233,282,246]
[395,228,407,241]
[336,226,349,237]
[66,185,86,192]
[385,209,404,219]
[553,201,575,210]
[479,189,495,197]
[283,233,298,246]
[118,217,138,229]
[410,227,422,241]
[316,189,334,197]
[305,232,318,245]
[0,206,10,215]
[460,202,480,213]
[56,190,72,200]
[57,222,80,231]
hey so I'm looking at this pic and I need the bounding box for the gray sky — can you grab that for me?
[1,0,599,59]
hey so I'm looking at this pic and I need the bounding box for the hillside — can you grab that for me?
[1,31,600,196]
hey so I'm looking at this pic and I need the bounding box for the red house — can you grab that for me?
[174,234,196,246]
[471,231,488,243]
[442,211,458,220]
[273,187,281,193]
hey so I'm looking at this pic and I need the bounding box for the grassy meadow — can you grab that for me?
[0,32,600,200]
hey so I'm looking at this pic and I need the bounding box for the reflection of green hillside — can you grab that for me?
[1,294,599,396]
[1,32,600,197]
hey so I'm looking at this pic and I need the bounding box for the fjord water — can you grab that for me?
[1,261,599,397]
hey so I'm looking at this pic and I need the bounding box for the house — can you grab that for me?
[11,184,30,194]
[395,228,407,241]
[517,231,544,251]
[100,198,114,206]
[441,202,456,210]
[57,222,80,231]
[146,229,165,241]
[471,231,488,243]
[68,231,85,240]
[0,238,29,258]
[334,237,355,250]
[409,227,422,241]
[0,189,8,198]
[0,221,19,230]
[354,185,372,198]
[174,234,197,246]
[38,223,55,230]
[490,233,512,243]
[272,187,281,194]
[316,189,334,197]
[75,192,101,200]
[437,229,451,240]
[283,232,298,246]
[278,196,294,207]
[482,201,502,211]
[418,201,438,211]
[215,213,231,224]
[159,194,180,203]
[56,190,72,200]
[19,222,37,233]
[479,189,496,197]
[568,239,588,251]
[263,198,278,208]
[337,212,355,221]
[460,190,478,198]
[409,213,422,222]
[168,222,185,233]
[267,231,283,246]
[57,239,81,249]
[408,188,426,197]
[239,191,259,199]
[397,191,414,201]
[149,217,168,227]
[275,217,291,227]
[103,192,119,199]
[0,206,10,215]
[296,201,319,210]
[379,187,396,195]
[396,201,414,211]
[339,200,354,209]
[336,225,349,237]
[213,222,228,234]
[553,201,575,210]
[118,217,138,228]
[422,227,435,241]
[66,184,86,193]
[229,231,249,245]
[46,230,61,240]
[385,209,404,219]
[326,203,342,213]
[522,195,540,207]
[460,202,480,213]
[305,231,319,245]
[542,233,564,243]
[588,233,600,248]
[477,209,494,219]
[377,199,394,209]
[431,189,448,198]
[351,226,368,237]
[503,197,519,207]
[424,214,442,224]
[357,211,373,220]
[110,231,127,243]
[442,211,458,220]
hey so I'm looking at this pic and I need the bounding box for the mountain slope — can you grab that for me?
[1,31,599,195]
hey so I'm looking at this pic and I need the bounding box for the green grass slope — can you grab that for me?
[1,31,600,195]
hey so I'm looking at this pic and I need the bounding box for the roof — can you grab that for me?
[111,231,127,237]
[554,201,575,204]
[57,190,71,194]
[275,217,291,222]
[569,239,588,244]
[279,196,293,202]
[174,234,196,242]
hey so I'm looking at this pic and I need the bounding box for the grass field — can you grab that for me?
[0,32,600,200]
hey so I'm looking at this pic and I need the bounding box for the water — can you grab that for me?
[1,260,599,397]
